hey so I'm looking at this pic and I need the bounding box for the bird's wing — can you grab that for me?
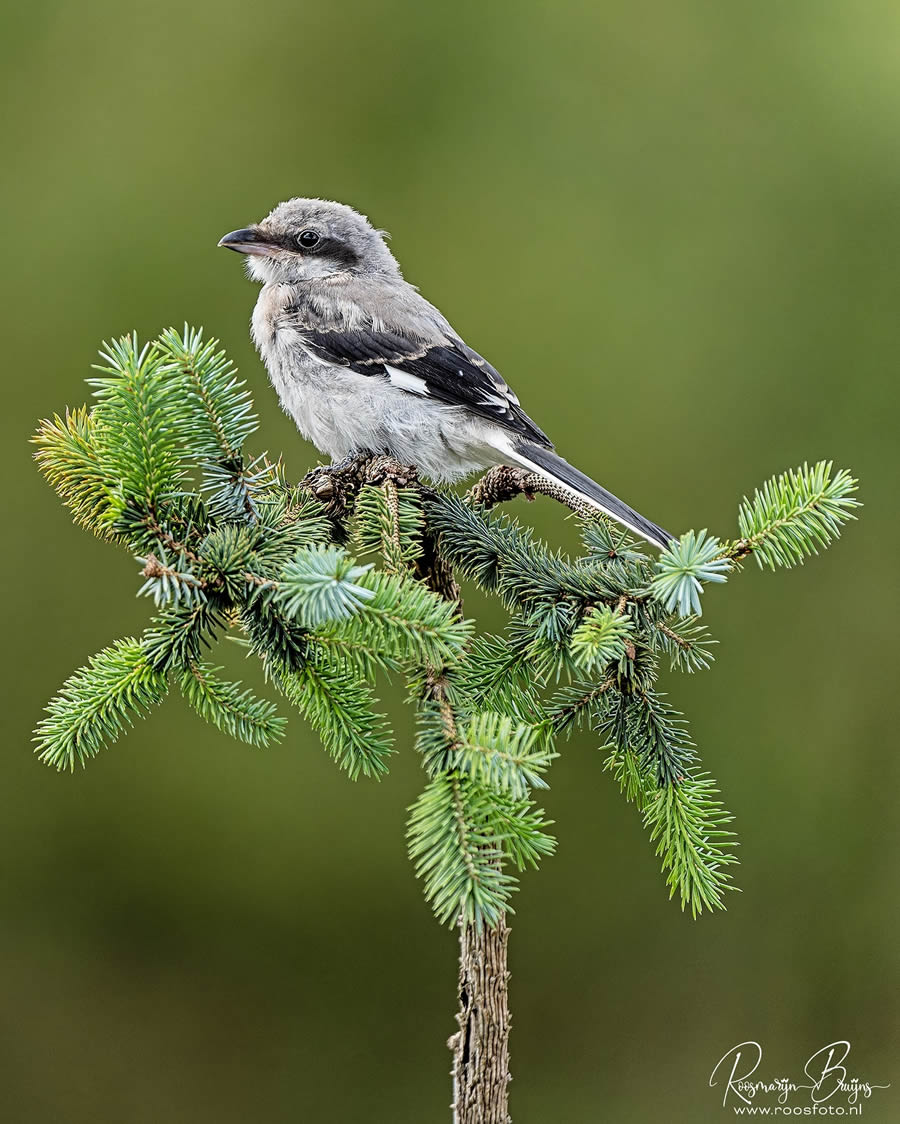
[287,319,553,448]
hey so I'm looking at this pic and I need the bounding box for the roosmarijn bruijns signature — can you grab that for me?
[709,1041,890,1112]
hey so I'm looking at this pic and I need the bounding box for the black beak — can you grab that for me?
[217,227,276,256]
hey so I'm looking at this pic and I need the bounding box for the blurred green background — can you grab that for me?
[2,1,898,1120]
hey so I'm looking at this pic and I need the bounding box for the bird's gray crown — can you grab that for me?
[219,197,401,284]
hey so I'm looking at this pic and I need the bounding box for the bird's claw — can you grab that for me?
[302,450,374,497]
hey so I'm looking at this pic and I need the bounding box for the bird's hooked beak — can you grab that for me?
[217,227,277,256]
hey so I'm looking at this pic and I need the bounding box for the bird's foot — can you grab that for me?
[303,449,420,494]
[302,450,373,495]
[301,451,421,540]
[324,450,373,475]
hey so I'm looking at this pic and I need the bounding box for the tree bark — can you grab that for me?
[449,915,512,1124]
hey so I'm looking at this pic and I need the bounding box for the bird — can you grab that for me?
[218,198,672,548]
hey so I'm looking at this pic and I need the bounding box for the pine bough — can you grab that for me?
[33,328,860,923]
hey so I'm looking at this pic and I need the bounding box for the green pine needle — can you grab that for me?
[604,746,646,805]
[489,793,557,872]
[643,772,739,916]
[279,653,393,779]
[89,333,186,522]
[142,600,228,673]
[34,638,169,771]
[548,677,617,735]
[570,605,634,675]
[157,325,258,462]
[354,482,424,572]
[452,633,548,727]
[276,545,375,626]
[407,773,519,928]
[32,408,116,539]
[652,529,731,617]
[605,752,737,915]
[179,661,286,747]
[735,460,860,570]
[137,550,206,608]
[451,712,556,801]
[317,569,473,669]
[653,616,717,673]
[620,689,696,786]
[156,326,264,520]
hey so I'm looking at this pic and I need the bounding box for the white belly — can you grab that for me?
[256,322,501,482]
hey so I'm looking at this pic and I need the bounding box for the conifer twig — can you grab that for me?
[466,462,598,519]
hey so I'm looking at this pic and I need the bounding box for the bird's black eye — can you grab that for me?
[296,229,320,249]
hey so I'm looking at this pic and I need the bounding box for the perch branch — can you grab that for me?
[466,464,599,520]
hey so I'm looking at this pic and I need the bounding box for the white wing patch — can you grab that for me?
[481,392,513,409]
[386,365,430,396]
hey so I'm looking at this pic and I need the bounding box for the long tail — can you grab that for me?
[503,439,673,549]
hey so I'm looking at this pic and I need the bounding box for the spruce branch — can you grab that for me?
[279,652,394,779]
[34,639,169,771]
[579,519,651,567]
[653,617,717,673]
[178,661,286,748]
[239,597,309,675]
[642,772,738,916]
[407,772,517,928]
[652,529,731,618]
[603,744,646,805]
[731,460,860,569]
[424,491,556,605]
[33,408,117,540]
[136,498,207,568]
[353,481,425,572]
[570,605,635,675]
[142,600,228,673]
[452,633,548,726]
[157,325,258,463]
[548,675,617,734]
[137,551,207,607]
[276,544,375,625]
[89,334,186,522]
[604,750,737,915]
[156,325,262,520]
[317,569,473,669]
[307,632,403,681]
[489,792,557,872]
[622,689,697,787]
[450,712,555,801]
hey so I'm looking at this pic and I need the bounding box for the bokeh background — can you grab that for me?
[2,1,898,1120]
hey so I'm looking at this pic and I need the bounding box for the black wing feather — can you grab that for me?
[300,326,552,448]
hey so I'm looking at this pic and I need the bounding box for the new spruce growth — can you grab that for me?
[34,328,859,922]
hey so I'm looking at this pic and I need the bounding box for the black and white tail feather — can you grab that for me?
[501,439,673,549]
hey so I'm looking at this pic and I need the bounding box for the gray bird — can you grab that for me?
[219,198,672,548]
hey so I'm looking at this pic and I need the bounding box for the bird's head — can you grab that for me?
[218,198,400,284]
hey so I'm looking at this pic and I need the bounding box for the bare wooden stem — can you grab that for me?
[449,917,512,1124]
